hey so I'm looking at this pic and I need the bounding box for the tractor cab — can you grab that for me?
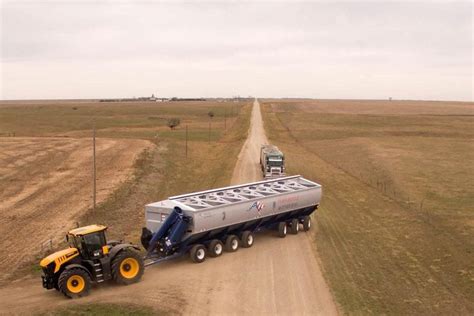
[67,224,109,260]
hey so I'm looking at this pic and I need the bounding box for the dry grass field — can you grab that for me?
[0,137,151,283]
[261,99,474,315]
[0,100,250,285]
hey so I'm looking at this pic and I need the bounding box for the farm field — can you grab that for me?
[0,136,151,283]
[261,99,474,315]
[0,99,250,303]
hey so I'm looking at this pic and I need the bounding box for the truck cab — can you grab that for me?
[260,145,286,179]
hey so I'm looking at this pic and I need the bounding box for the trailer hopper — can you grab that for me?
[141,175,321,265]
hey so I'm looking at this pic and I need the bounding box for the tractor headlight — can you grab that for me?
[42,263,55,277]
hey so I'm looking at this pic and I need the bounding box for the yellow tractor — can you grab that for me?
[40,224,144,298]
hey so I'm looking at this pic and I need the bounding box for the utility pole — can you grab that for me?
[92,121,96,212]
[207,111,214,144]
[185,124,188,158]
[208,120,211,144]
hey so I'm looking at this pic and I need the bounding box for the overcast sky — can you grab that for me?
[1,0,472,101]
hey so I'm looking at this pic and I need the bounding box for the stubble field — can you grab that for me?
[261,99,474,315]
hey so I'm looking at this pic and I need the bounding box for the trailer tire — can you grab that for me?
[290,218,299,234]
[190,244,207,263]
[112,249,145,285]
[225,235,239,252]
[208,240,224,257]
[303,216,311,231]
[241,231,254,248]
[278,222,287,238]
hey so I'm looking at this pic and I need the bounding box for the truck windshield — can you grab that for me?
[268,157,283,166]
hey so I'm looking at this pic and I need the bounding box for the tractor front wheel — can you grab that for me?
[58,268,91,299]
[112,249,144,285]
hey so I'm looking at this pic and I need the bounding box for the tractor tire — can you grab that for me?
[112,249,144,285]
[277,222,287,238]
[290,218,299,234]
[303,216,311,231]
[241,231,254,248]
[208,240,224,258]
[225,235,239,252]
[54,279,60,291]
[58,268,91,299]
[190,244,207,263]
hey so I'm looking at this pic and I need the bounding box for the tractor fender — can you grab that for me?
[63,263,93,279]
[109,243,141,259]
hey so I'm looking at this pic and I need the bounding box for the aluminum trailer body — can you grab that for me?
[141,175,321,265]
[260,145,286,179]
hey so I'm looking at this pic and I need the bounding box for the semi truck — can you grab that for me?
[141,175,321,265]
[260,145,286,179]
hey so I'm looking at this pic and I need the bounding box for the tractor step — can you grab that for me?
[93,261,104,283]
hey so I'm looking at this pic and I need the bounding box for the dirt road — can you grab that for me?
[0,101,337,315]
[219,99,338,314]
[230,99,267,184]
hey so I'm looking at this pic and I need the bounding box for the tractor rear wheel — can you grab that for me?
[58,268,91,299]
[112,249,144,285]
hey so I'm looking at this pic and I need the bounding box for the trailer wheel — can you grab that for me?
[190,244,207,263]
[208,240,224,257]
[290,218,299,234]
[241,231,254,248]
[303,216,311,231]
[225,235,239,252]
[277,222,287,238]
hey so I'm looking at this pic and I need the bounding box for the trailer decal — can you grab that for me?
[248,201,265,214]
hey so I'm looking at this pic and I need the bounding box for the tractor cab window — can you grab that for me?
[67,234,83,252]
[67,234,75,249]
[82,232,106,258]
